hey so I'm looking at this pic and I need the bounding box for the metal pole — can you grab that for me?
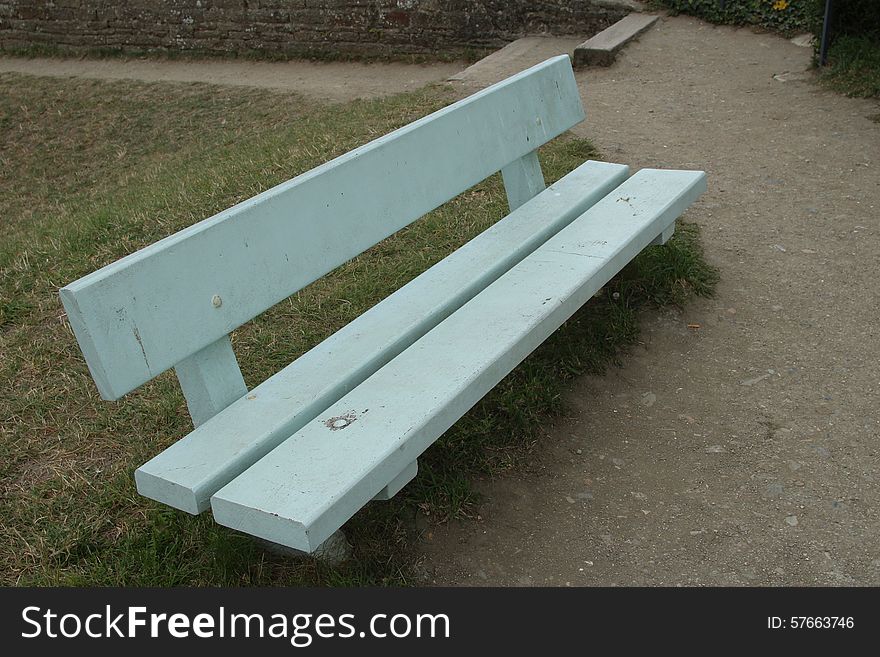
[819,0,834,67]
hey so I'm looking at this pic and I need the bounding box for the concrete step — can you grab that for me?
[573,13,659,67]
[448,36,583,87]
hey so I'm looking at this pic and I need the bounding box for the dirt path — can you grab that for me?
[0,55,461,102]
[420,16,880,586]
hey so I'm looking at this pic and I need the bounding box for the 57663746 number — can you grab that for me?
[768,617,854,629]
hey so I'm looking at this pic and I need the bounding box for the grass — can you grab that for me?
[819,35,880,98]
[0,72,718,586]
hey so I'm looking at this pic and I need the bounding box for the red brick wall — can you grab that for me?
[0,1,626,58]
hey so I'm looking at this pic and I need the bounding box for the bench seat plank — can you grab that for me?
[135,160,630,514]
[210,169,707,552]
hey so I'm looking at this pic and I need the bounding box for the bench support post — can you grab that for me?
[373,460,418,501]
[501,151,546,211]
[256,529,351,565]
[175,335,247,427]
[650,222,675,246]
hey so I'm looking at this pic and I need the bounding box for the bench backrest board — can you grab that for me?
[60,56,585,403]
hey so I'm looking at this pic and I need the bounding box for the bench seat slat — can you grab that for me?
[59,55,584,401]
[135,160,630,514]
[209,169,707,552]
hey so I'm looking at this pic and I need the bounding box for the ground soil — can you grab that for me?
[0,55,462,102]
[4,14,879,586]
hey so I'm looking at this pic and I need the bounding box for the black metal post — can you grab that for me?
[819,0,834,66]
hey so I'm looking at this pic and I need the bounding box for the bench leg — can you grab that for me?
[650,222,676,246]
[255,529,351,565]
[373,460,418,501]
[175,334,247,427]
[501,150,546,211]
[236,462,419,563]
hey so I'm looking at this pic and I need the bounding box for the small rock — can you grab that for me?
[577,492,594,501]
[611,457,625,467]
[641,392,657,408]
[785,515,799,527]
[565,495,576,504]
[773,71,809,82]
[766,482,784,497]
[705,445,726,454]
[575,448,583,455]
[741,372,772,386]
[257,530,352,565]
[414,511,430,532]
[773,244,787,252]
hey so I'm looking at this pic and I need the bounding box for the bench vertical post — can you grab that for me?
[174,335,247,427]
[501,151,546,211]
[373,460,419,501]
[650,223,676,245]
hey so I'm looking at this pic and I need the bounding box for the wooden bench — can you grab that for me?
[60,56,706,555]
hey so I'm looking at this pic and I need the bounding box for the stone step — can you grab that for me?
[448,36,583,87]
[573,13,659,67]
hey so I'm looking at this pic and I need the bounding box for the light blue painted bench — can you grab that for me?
[60,56,706,555]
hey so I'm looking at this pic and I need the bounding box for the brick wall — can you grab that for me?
[0,1,628,58]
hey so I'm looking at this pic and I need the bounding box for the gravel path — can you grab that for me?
[0,55,461,102]
[420,15,880,586]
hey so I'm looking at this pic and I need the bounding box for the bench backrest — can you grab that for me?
[60,56,585,420]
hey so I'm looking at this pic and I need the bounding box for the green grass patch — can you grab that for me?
[0,73,717,586]
[819,35,880,98]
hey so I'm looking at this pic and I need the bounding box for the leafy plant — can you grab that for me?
[653,0,822,36]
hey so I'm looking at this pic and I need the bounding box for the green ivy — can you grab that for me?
[653,0,822,36]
